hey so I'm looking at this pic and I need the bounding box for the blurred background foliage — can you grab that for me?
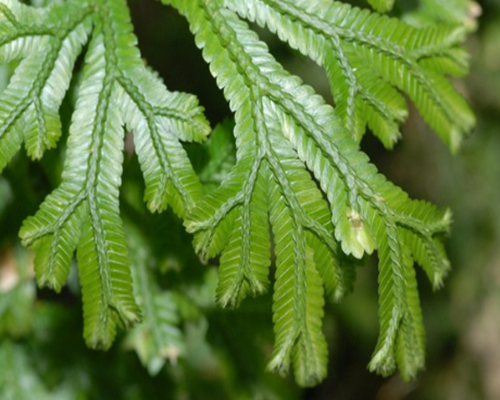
[0,0,499,399]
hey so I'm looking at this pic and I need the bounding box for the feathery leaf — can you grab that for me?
[1,0,211,349]
[125,222,184,375]
[223,0,475,151]
[0,0,475,387]
[164,0,456,384]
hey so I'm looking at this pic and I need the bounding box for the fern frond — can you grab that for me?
[267,181,328,386]
[0,0,474,388]
[198,119,236,192]
[163,0,454,384]
[402,0,481,30]
[0,0,91,168]
[125,223,184,375]
[367,0,395,13]
[223,0,475,151]
[3,0,210,349]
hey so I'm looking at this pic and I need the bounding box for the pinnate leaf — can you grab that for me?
[0,0,474,387]
[0,0,211,349]
[223,0,474,151]
[167,0,457,385]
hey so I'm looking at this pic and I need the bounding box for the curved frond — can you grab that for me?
[0,0,474,388]
[0,0,91,169]
[267,177,328,386]
[164,0,453,384]
[13,0,210,349]
[125,223,184,375]
[223,0,475,151]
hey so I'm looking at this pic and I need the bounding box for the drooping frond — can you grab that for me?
[125,222,184,375]
[0,0,475,389]
[0,0,92,168]
[0,0,211,349]
[162,0,456,385]
[222,0,475,151]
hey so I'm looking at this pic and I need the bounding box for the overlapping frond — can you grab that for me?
[0,0,474,388]
[161,0,458,385]
[0,0,211,349]
[223,0,475,151]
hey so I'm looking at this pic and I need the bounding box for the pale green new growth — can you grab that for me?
[0,0,474,388]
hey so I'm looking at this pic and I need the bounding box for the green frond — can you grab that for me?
[375,187,452,288]
[367,0,395,13]
[402,228,450,289]
[267,179,328,387]
[323,47,407,147]
[198,119,236,192]
[402,0,481,31]
[39,28,142,348]
[223,0,475,151]
[165,0,456,384]
[187,159,250,260]
[216,163,271,307]
[25,199,87,291]
[0,0,474,389]
[106,0,210,217]
[125,223,185,375]
[396,256,425,381]
[306,232,354,303]
[364,214,407,375]
[0,0,91,169]
[186,155,272,307]
[171,0,351,383]
[118,79,208,216]
[14,0,209,350]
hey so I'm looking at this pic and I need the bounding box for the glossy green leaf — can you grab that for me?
[223,0,474,151]
[0,0,475,388]
[0,0,211,349]
[160,0,459,385]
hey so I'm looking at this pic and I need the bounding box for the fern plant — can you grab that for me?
[0,0,474,388]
